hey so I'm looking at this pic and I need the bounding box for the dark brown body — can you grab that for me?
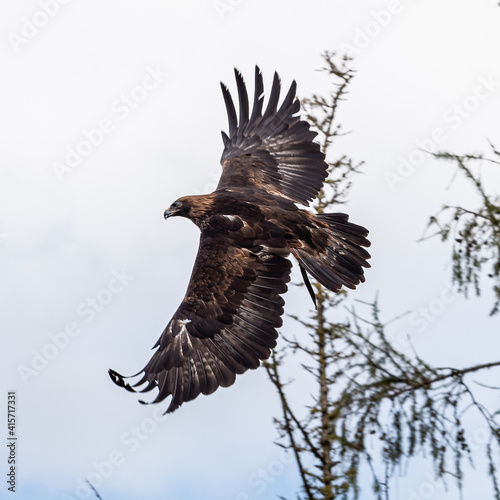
[180,188,370,297]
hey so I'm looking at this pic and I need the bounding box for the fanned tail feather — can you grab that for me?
[292,212,371,295]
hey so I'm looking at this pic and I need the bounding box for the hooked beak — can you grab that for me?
[164,209,172,219]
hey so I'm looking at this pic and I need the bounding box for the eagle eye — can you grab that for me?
[171,201,182,209]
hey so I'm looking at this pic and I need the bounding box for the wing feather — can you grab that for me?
[109,224,291,413]
[261,72,281,122]
[220,83,237,138]
[218,67,328,206]
[235,69,249,131]
[249,66,264,125]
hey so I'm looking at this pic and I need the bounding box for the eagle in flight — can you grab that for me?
[109,67,370,413]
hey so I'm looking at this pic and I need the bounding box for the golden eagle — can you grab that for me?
[109,67,370,413]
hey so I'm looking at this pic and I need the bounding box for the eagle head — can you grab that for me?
[164,194,215,224]
[164,197,192,219]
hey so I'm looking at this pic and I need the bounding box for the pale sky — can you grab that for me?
[2,1,500,499]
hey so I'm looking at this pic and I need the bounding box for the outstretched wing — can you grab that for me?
[109,218,291,413]
[217,67,328,206]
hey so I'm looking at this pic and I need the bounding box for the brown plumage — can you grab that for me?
[109,67,371,413]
